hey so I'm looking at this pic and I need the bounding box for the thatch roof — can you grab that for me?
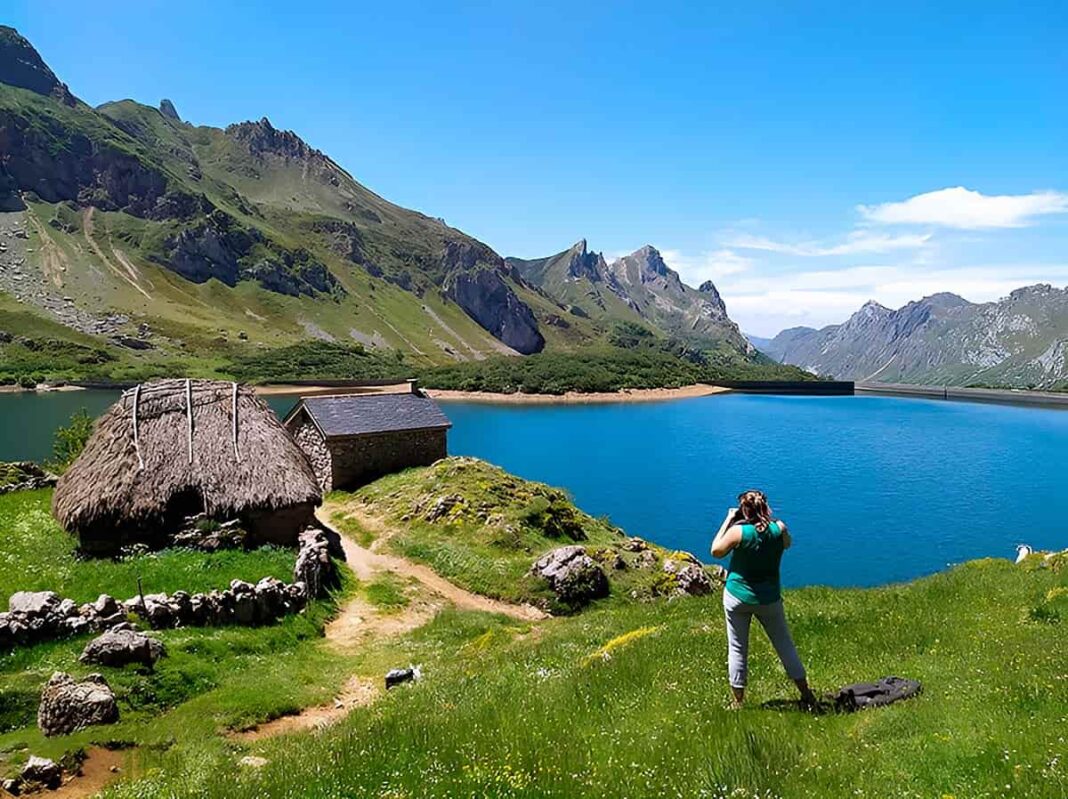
[53,379,321,547]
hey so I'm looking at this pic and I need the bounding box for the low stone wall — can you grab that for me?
[0,529,338,651]
[0,462,58,495]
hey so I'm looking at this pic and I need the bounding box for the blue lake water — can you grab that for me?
[5,391,1067,588]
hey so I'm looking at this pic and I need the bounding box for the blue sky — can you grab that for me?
[7,1,1068,335]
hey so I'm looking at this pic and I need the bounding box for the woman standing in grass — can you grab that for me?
[711,489,816,708]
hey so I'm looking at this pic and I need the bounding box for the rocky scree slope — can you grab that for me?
[764,286,1068,388]
[0,26,550,362]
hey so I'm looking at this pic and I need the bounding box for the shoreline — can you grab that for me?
[424,384,730,405]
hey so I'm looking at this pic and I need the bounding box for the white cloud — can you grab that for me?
[718,263,1068,337]
[659,248,752,285]
[728,230,931,257]
[858,187,1068,229]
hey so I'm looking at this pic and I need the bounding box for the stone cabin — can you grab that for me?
[283,388,452,491]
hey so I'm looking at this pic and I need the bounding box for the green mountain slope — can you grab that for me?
[0,25,597,377]
[764,287,1068,388]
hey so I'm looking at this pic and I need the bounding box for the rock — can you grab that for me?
[37,672,119,736]
[294,528,337,598]
[2,777,20,794]
[0,462,58,494]
[8,590,61,617]
[622,537,649,552]
[423,493,465,522]
[80,628,165,668]
[385,666,421,689]
[159,98,181,121]
[634,549,659,570]
[442,253,544,354]
[591,548,626,570]
[529,546,609,606]
[238,756,269,769]
[92,594,120,617]
[19,756,62,790]
[662,556,724,597]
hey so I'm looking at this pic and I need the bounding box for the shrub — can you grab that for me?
[47,408,95,473]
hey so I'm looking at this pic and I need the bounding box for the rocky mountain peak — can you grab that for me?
[564,238,607,281]
[858,299,891,316]
[917,292,970,311]
[225,117,322,162]
[159,98,181,121]
[0,26,75,106]
[1009,283,1060,301]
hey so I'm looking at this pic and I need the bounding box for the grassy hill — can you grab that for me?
[0,462,1064,798]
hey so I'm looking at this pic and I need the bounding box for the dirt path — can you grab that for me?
[232,505,545,741]
[327,505,546,622]
[47,747,126,799]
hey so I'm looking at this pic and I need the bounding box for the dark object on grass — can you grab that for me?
[385,667,419,689]
[833,676,922,712]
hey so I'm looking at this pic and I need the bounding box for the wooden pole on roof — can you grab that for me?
[132,383,145,470]
[185,378,193,464]
[231,382,241,460]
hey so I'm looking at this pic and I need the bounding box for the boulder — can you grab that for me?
[8,590,60,617]
[662,556,724,597]
[80,628,165,668]
[37,672,119,737]
[622,537,649,552]
[19,755,62,790]
[529,546,609,606]
[92,594,120,617]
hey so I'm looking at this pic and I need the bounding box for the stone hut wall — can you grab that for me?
[287,409,333,491]
[329,428,447,490]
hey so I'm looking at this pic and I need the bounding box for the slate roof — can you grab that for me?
[297,393,452,438]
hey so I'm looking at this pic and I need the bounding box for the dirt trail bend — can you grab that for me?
[319,504,547,623]
[233,504,545,741]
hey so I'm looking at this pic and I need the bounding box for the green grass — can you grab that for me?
[363,572,411,612]
[97,560,1067,799]
[0,489,351,771]
[0,490,296,603]
[1,473,1066,798]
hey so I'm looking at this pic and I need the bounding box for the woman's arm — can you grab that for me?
[779,519,792,549]
[711,508,742,558]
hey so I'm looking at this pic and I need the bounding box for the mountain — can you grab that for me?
[745,333,774,351]
[507,239,753,355]
[764,287,1068,388]
[0,26,625,375]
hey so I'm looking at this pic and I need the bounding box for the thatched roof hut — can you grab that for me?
[53,379,321,555]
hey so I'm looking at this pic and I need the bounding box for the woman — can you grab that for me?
[711,489,815,708]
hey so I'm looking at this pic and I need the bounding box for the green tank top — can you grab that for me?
[725,521,784,605]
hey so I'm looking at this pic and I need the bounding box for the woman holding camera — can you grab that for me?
[711,489,815,708]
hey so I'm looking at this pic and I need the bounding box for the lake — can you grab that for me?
[4,390,1066,588]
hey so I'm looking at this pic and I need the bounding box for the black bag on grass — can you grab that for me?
[833,676,921,712]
